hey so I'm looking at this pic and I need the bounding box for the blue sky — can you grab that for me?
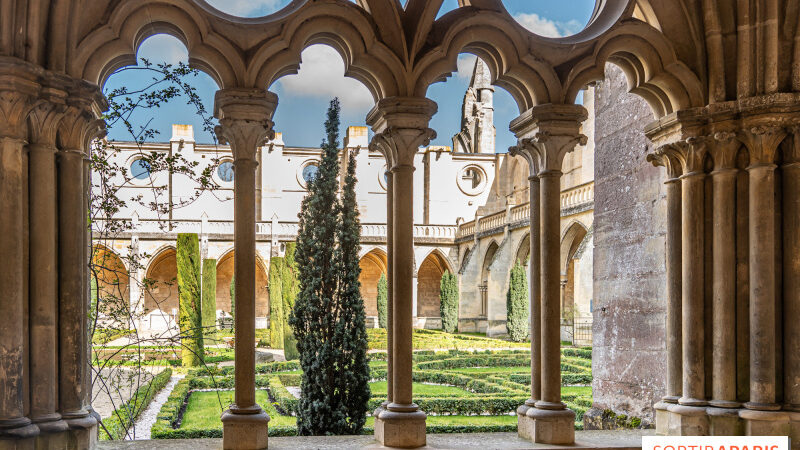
[104,1,595,153]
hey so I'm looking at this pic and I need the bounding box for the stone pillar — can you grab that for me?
[368,97,437,449]
[508,104,587,445]
[373,167,394,421]
[508,142,541,439]
[671,138,710,434]
[57,86,106,449]
[0,68,40,445]
[647,145,684,434]
[706,134,742,434]
[27,86,70,445]
[738,126,791,435]
[214,88,277,450]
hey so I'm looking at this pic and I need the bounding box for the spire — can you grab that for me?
[452,58,496,154]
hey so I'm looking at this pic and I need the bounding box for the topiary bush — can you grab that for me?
[201,258,217,340]
[506,262,529,342]
[440,271,459,333]
[177,233,203,366]
[281,243,299,360]
[268,257,285,349]
[377,273,388,328]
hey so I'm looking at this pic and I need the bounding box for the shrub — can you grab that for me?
[377,273,388,328]
[440,271,459,333]
[268,257,285,349]
[201,258,217,339]
[506,262,529,342]
[177,233,203,366]
[100,368,172,440]
[281,243,299,360]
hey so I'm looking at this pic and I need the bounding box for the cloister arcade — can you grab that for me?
[1,0,799,449]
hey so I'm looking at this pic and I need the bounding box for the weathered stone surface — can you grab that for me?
[587,64,666,428]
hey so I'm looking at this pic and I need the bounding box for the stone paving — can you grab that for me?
[98,430,652,449]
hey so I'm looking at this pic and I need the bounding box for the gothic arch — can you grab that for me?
[515,233,531,266]
[564,21,705,118]
[417,249,452,318]
[561,221,589,275]
[359,248,388,317]
[73,0,243,88]
[144,246,178,313]
[215,250,270,318]
[91,243,130,315]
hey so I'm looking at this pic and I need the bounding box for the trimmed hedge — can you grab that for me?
[150,376,191,439]
[101,368,172,440]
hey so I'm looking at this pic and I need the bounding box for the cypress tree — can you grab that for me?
[440,270,459,333]
[268,257,285,349]
[290,98,369,435]
[201,258,217,340]
[282,243,299,360]
[177,233,203,366]
[506,262,529,342]
[377,273,388,328]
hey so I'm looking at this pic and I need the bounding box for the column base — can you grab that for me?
[375,408,426,448]
[654,401,674,436]
[707,407,742,436]
[665,404,708,436]
[221,408,270,450]
[64,413,98,450]
[32,416,69,450]
[0,418,39,450]
[520,407,575,445]
[739,409,790,437]
[516,399,537,441]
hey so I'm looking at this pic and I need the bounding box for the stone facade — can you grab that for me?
[587,65,667,425]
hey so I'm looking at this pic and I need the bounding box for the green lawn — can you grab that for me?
[180,390,296,429]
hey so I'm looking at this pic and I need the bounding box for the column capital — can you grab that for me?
[214,88,278,161]
[57,82,107,154]
[663,137,709,175]
[508,104,588,173]
[785,125,800,165]
[706,131,741,171]
[737,125,786,166]
[366,97,437,168]
[647,144,684,180]
[27,93,67,147]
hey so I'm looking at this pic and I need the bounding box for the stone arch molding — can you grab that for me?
[45,0,700,120]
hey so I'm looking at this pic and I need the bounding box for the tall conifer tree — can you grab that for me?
[177,233,203,366]
[290,98,369,435]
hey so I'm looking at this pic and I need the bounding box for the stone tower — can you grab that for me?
[452,58,495,154]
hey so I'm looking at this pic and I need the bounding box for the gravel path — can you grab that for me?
[126,374,185,440]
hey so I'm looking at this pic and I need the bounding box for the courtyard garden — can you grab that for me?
[145,347,593,439]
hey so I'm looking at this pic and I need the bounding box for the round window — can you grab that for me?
[130,159,151,180]
[217,161,234,182]
[456,165,488,196]
[302,164,319,183]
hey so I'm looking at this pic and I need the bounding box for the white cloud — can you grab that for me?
[457,54,478,79]
[138,35,188,65]
[276,45,375,111]
[204,0,283,16]
[513,13,562,37]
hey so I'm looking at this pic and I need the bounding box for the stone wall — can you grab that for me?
[586,64,667,426]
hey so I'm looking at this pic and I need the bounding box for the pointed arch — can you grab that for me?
[215,250,270,319]
[91,243,131,316]
[359,248,388,317]
[416,249,452,318]
[144,246,178,313]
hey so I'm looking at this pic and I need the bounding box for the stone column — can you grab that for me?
[647,145,684,425]
[214,88,277,450]
[412,272,419,321]
[784,129,800,413]
[0,69,40,444]
[27,86,70,444]
[368,97,437,449]
[57,87,106,449]
[738,126,790,435]
[670,138,709,435]
[705,133,742,434]
[509,104,587,445]
[508,141,541,436]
